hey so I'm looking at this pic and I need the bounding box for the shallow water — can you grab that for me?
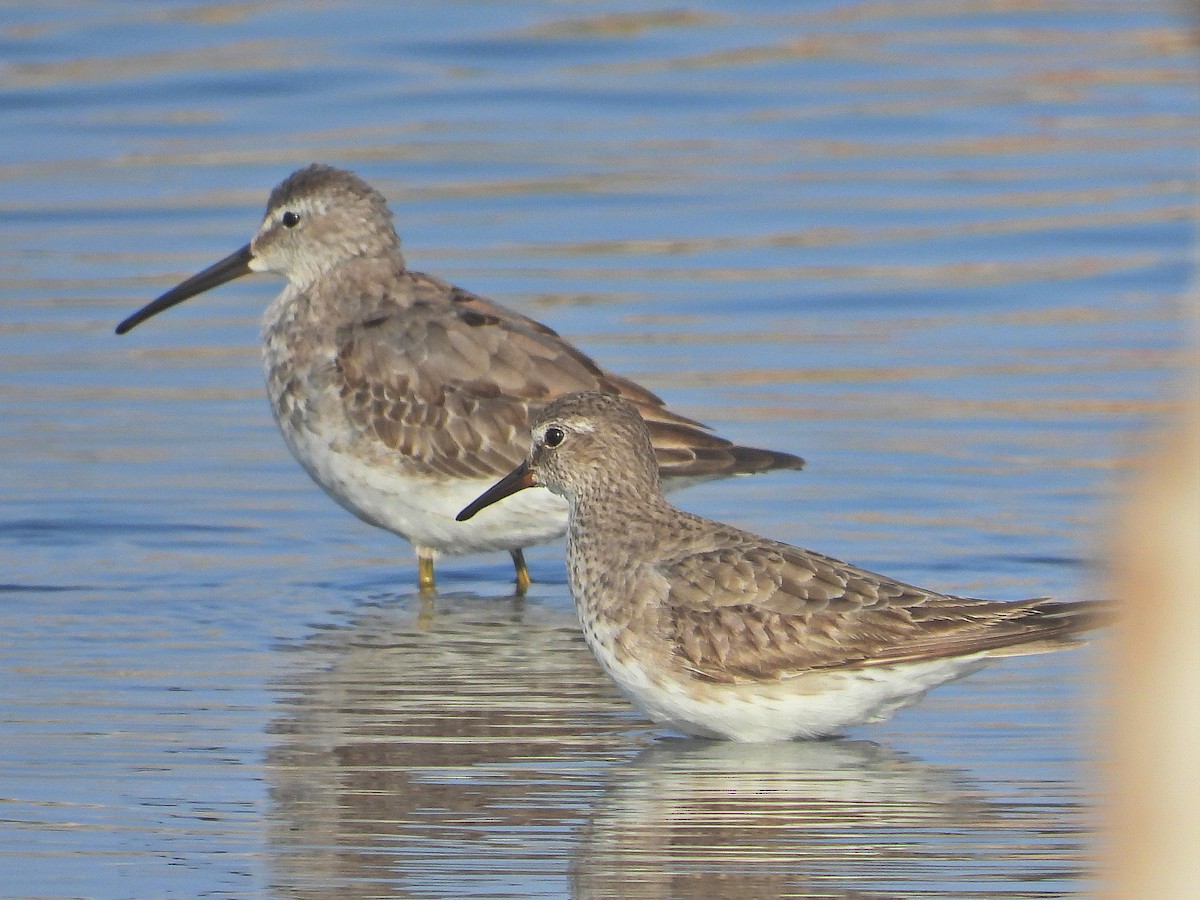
[0,1,1195,897]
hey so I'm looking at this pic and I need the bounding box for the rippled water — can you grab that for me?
[0,2,1195,897]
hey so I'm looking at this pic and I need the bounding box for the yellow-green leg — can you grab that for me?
[511,549,531,595]
[417,548,436,592]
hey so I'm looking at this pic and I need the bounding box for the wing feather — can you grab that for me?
[657,522,1097,682]
[331,271,805,480]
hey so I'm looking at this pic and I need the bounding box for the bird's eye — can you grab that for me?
[543,426,565,448]
[281,211,301,228]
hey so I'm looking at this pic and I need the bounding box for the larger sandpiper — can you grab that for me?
[116,165,804,591]
[458,392,1101,741]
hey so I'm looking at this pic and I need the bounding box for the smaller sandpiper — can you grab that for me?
[458,392,1102,742]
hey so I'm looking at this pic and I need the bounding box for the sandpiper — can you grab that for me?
[116,165,804,591]
[458,392,1101,741]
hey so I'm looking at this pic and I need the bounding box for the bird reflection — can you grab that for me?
[265,593,1085,898]
[571,740,992,899]
[266,591,637,897]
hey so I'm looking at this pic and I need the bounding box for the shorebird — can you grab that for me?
[458,392,1101,741]
[115,165,804,592]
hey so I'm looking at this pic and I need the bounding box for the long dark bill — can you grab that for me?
[115,244,255,335]
[456,461,536,521]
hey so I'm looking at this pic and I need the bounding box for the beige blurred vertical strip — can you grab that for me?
[1106,13,1200,895]
[1106,282,1200,893]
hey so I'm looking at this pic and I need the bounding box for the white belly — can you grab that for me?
[587,633,989,741]
[274,403,569,556]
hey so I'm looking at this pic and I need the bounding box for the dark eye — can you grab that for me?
[281,211,301,228]
[543,426,565,448]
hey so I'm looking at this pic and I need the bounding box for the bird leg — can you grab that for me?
[417,548,436,593]
[511,549,531,595]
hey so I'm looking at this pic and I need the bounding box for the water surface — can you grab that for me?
[0,2,1195,897]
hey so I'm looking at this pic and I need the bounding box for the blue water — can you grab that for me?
[0,1,1195,896]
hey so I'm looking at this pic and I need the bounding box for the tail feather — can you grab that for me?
[647,418,805,478]
[983,597,1110,657]
[853,597,1109,669]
